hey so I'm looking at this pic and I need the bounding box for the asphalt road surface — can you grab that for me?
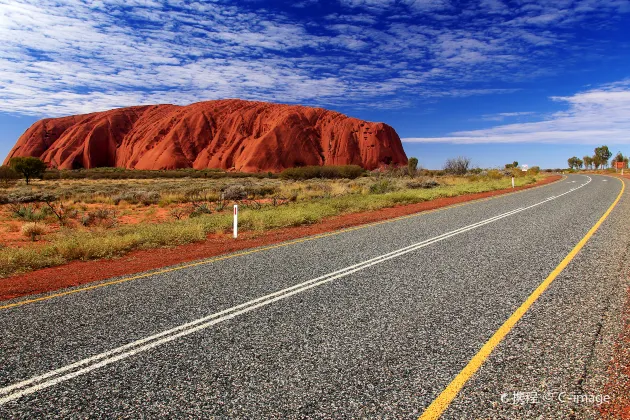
[1,174,628,419]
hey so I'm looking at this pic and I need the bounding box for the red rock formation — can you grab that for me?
[4,99,407,172]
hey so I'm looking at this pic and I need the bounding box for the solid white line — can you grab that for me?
[0,177,591,405]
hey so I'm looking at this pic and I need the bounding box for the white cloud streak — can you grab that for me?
[0,0,627,116]
[403,80,630,144]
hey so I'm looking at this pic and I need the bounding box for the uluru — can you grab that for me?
[4,99,408,172]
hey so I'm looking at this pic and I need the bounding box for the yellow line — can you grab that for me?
[0,176,564,311]
[418,176,625,420]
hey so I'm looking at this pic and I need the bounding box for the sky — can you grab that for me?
[0,0,629,169]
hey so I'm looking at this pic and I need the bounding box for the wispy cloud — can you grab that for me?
[403,80,630,144]
[481,111,535,121]
[0,0,627,116]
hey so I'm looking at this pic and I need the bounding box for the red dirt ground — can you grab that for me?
[599,286,630,420]
[0,175,560,302]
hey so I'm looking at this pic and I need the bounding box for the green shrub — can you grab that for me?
[190,203,212,218]
[221,185,247,200]
[486,169,503,180]
[279,165,364,180]
[0,165,20,187]
[369,179,397,194]
[406,179,439,189]
[81,208,117,228]
[9,204,47,222]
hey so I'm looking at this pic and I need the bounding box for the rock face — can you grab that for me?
[4,99,407,172]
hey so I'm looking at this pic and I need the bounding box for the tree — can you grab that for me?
[0,165,20,187]
[594,145,612,169]
[504,161,519,169]
[611,151,627,169]
[583,156,593,170]
[443,156,471,175]
[407,157,418,177]
[567,156,582,170]
[9,157,47,185]
[592,154,602,169]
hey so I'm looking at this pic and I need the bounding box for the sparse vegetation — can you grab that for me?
[0,166,20,187]
[0,166,545,278]
[279,165,365,180]
[21,223,46,241]
[9,157,47,185]
[443,156,471,175]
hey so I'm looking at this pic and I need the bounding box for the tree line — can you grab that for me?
[568,146,628,170]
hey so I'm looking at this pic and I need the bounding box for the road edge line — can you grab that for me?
[418,176,625,420]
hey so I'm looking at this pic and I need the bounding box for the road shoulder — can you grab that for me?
[0,175,561,303]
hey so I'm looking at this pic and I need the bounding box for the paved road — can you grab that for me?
[0,174,628,419]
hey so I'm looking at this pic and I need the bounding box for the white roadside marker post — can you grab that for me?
[233,204,238,239]
[512,177,515,189]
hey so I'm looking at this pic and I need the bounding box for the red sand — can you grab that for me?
[599,290,630,419]
[4,99,407,172]
[0,175,560,301]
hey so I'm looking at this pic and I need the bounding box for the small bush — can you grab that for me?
[222,185,247,201]
[169,207,188,220]
[406,178,439,189]
[486,169,503,180]
[443,156,471,175]
[190,203,212,218]
[246,185,278,198]
[9,204,46,222]
[184,188,218,204]
[81,208,117,228]
[21,223,46,241]
[0,165,20,187]
[369,179,396,194]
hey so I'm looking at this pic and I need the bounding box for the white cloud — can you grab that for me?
[403,81,630,144]
[481,111,535,121]
[0,0,627,117]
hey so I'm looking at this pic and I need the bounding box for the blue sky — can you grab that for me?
[0,0,629,169]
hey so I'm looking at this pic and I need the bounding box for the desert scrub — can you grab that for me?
[112,190,161,205]
[9,204,47,222]
[0,175,542,277]
[369,179,397,194]
[21,222,46,241]
[0,216,228,277]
